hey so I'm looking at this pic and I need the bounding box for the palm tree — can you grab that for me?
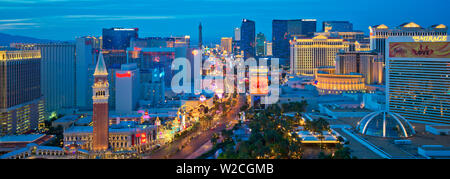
[211,133,219,145]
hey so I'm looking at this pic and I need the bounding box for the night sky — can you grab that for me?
[0,0,448,44]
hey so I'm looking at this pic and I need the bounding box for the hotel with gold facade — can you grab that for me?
[315,31,370,52]
[314,67,365,95]
[290,35,348,75]
[220,37,233,54]
[386,36,449,124]
[0,48,45,136]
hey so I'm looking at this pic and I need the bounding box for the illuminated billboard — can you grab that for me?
[389,42,450,58]
[135,133,147,144]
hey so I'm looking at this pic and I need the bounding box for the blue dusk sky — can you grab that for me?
[0,0,448,44]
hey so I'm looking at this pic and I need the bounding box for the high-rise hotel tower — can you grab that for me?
[0,48,44,136]
[386,35,449,124]
[92,52,109,151]
[290,35,348,75]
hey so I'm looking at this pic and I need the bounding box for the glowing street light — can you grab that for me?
[199,95,206,102]
[192,50,199,56]
[216,93,223,99]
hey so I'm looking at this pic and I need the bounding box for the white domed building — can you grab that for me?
[356,111,415,138]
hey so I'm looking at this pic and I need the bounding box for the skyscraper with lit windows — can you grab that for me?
[386,35,449,124]
[12,43,77,115]
[0,48,44,136]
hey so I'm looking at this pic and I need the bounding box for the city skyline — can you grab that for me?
[0,0,449,43]
[0,0,449,162]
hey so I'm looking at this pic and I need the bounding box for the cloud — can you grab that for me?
[0,22,39,30]
[59,13,241,21]
[61,15,175,21]
[0,18,31,22]
[0,19,38,30]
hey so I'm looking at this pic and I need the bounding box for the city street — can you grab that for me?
[143,95,244,159]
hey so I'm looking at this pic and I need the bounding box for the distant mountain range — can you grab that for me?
[0,32,56,46]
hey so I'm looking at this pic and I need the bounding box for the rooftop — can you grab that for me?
[371,22,447,31]
[322,104,372,112]
[75,117,92,125]
[53,115,79,123]
[0,143,64,159]
[428,125,450,130]
[357,111,415,138]
[0,134,45,143]
[93,52,108,76]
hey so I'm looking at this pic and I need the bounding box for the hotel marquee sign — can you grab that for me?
[412,36,447,42]
[389,42,450,58]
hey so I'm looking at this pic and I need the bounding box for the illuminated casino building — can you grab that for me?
[92,52,110,151]
[369,22,447,60]
[290,35,348,75]
[0,48,45,136]
[314,67,365,95]
[63,125,157,153]
[12,43,77,115]
[336,51,384,84]
[314,31,369,52]
[220,37,232,53]
[386,36,449,124]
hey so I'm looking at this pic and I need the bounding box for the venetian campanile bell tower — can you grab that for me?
[92,52,109,151]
